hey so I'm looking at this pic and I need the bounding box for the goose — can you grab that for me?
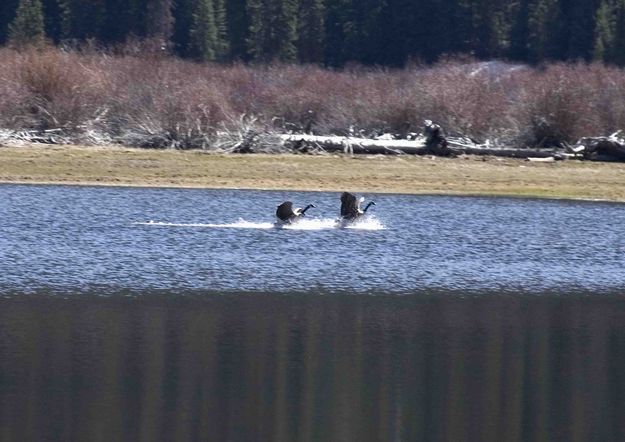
[340,192,375,221]
[276,201,316,224]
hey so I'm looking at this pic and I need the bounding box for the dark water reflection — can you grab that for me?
[1,292,624,442]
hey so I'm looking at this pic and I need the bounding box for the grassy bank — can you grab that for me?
[2,145,625,201]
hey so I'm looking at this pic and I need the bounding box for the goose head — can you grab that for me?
[293,204,315,216]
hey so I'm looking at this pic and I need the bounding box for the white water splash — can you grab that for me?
[134,217,385,231]
[133,219,274,229]
[281,218,338,230]
[342,217,385,230]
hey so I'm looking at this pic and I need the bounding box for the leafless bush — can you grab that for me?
[105,58,229,148]
[511,64,597,146]
[211,114,284,153]
[0,46,109,131]
[1,47,625,148]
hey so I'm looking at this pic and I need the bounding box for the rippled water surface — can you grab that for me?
[1,184,624,293]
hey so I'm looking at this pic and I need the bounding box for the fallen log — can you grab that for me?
[279,134,560,159]
[280,134,429,155]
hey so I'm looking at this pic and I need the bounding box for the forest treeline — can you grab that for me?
[2,0,625,66]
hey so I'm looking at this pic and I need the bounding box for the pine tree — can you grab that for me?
[323,0,350,65]
[225,0,249,60]
[526,0,560,62]
[297,0,324,63]
[355,0,387,64]
[543,0,568,60]
[247,0,299,62]
[213,0,230,58]
[452,0,474,54]
[470,0,509,58]
[270,0,299,61]
[145,0,174,46]
[189,0,218,61]
[41,0,62,42]
[0,0,20,44]
[8,0,46,46]
[593,0,616,61]
[246,0,268,60]
[172,0,193,55]
[102,0,144,44]
[334,0,388,64]
[612,0,625,64]
[509,0,530,61]
[59,0,107,40]
[566,0,600,60]
[374,0,419,66]
[417,0,466,61]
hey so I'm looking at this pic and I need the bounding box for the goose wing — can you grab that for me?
[340,192,359,218]
[276,201,295,221]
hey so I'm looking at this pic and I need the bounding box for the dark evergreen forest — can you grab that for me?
[2,0,625,66]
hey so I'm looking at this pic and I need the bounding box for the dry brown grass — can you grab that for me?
[2,144,625,202]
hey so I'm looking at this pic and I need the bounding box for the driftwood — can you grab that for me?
[576,132,625,162]
[281,120,561,158]
[281,122,625,162]
[281,134,428,155]
[4,120,625,162]
[280,134,560,159]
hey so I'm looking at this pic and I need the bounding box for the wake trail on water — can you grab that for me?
[133,217,385,231]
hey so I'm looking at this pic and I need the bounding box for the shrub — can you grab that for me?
[1,46,625,148]
[0,46,109,130]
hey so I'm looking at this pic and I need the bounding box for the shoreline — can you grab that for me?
[3,180,623,205]
[2,144,625,202]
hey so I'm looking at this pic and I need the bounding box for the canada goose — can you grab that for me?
[340,192,375,221]
[276,201,316,223]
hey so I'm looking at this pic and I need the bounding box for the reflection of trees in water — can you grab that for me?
[0,293,624,441]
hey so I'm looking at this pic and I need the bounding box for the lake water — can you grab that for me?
[1,184,624,294]
[1,184,624,441]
